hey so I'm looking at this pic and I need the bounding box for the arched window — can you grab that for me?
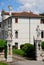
[15,31,18,38]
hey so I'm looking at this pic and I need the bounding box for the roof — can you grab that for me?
[1,10,44,18]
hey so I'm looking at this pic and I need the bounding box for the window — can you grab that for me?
[41,19,44,24]
[0,23,1,27]
[15,42,18,49]
[15,18,18,23]
[41,31,44,38]
[15,31,18,38]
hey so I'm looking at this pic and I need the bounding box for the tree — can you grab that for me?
[40,13,44,16]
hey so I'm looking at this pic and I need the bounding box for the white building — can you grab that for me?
[0,9,44,61]
[0,10,44,49]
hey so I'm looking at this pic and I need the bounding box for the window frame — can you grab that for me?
[0,23,1,27]
[41,19,44,24]
[41,30,44,38]
[15,18,18,23]
[15,30,18,39]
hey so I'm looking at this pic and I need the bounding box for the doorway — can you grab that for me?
[15,43,18,49]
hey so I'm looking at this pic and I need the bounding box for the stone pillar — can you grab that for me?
[36,40,42,61]
[35,25,42,61]
[7,41,12,62]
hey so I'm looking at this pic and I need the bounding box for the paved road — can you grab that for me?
[8,60,44,65]
[8,55,44,65]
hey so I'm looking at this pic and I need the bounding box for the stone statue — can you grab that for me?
[36,25,41,37]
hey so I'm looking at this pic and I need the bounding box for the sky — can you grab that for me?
[0,0,44,14]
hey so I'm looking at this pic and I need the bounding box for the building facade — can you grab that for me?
[0,10,44,61]
[0,10,44,49]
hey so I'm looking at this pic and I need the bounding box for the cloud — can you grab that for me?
[18,0,44,13]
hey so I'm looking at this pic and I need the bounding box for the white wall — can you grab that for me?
[30,19,40,44]
[12,18,29,49]
[12,17,44,49]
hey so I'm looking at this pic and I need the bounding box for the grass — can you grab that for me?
[0,62,8,65]
[13,49,25,56]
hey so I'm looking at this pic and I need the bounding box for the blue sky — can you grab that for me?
[0,0,44,13]
[0,0,23,11]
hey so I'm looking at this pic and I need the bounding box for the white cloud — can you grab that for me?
[18,0,44,13]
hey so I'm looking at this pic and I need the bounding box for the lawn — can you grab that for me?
[0,62,8,65]
[13,49,25,56]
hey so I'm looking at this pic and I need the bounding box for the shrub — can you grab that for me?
[41,41,44,50]
[20,44,24,49]
[0,40,7,59]
[0,62,8,65]
[13,49,25,56]
[21,43,35,59]
[0,40,6,48]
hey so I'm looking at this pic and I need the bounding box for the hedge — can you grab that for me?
[41,41,44,49]
[13,49,25,56]
[0,40,6,48]
[0,40,7,58]
[20,43,36,59]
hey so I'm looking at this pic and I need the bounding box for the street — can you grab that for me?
[8,60,44,65]
[8,55,44,65]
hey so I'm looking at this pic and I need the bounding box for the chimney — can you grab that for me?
[8,5,12,16]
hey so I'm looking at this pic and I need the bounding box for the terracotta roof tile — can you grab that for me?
[3,11,44,18]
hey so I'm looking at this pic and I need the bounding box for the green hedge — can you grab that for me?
[20,44,24,49]
[0,40,6,48]
[0,62,8,65]
[13,49,25,56]
[41,41,44,49]
[20,43,35,59]
[0,40,7,58]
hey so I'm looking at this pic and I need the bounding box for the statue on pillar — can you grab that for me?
[36,25,41,38]
[36,25,41,50]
